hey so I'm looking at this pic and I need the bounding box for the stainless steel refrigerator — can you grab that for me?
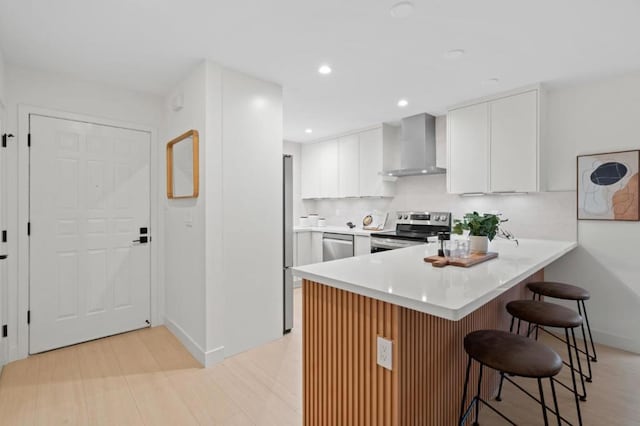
[283,155,293,333]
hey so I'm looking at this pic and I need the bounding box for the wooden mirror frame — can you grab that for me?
[166,129,199,199]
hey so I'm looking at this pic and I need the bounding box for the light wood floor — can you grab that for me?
[0,288,638,425]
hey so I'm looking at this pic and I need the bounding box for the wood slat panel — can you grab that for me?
[303,281,400,425]
[303,269,543,425]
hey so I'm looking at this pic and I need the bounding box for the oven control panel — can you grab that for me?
[395,211,451,226]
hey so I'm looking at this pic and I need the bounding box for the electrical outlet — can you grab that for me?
[377,336,393,370]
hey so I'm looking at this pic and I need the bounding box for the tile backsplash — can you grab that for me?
[303,174,576,241]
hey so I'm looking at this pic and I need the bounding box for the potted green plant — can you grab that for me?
[452,212,517,254]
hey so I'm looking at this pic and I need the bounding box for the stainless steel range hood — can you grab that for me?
[382,113,445,177]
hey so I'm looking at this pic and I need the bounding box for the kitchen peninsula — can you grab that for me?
[292,239,577,426]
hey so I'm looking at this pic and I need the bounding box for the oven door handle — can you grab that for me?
[371,238,423,250]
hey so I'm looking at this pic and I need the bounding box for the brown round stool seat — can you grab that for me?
[527,281,590,301]
[507,300,582,328]
[464,330,563,378]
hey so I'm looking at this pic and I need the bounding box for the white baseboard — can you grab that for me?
[164,317,225,367]
[591,329,640,355]
[205,345,225,366]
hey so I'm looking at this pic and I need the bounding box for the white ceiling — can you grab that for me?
[1,0,640,142]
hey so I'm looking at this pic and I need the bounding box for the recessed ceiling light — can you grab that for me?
[397,99,409,107]
[482,78,500,86]
[305,128,313,134]
[318,65,332,75]
[444,49,465,60]
[390,1,415,18]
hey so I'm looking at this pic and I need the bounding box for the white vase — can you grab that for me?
[469,236,489,254]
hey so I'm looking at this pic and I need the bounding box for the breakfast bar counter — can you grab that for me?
[292,239,577,426]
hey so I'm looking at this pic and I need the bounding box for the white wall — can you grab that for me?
[221,68,283,356]
[311,175,576,241]
[544,71,640,353]
[4,65,164,361]
[163,63,209,359]
[163,61,283,364]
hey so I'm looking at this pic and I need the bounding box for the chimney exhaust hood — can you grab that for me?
[382,113,445,177]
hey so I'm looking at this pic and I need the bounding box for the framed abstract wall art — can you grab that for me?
[577,150,640,221]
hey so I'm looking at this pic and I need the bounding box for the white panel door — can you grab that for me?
[447,103,490,194]
[490,90,538,193]
[338,134,360,197]
[29,115,151,354]
[0,115,6,366]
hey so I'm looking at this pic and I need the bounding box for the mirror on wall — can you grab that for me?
[167,129,199,199]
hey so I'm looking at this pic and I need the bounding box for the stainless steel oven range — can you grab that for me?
[370,211,451,253]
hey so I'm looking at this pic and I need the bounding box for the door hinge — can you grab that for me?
[27,222,31,236]
[2,325,7,338]
[2,133,14,148]
[2,230,6,243]
[27,310,31,325]
[27,133,31,147]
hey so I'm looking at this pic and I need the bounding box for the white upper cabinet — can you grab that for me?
[319,139,339,198]
[301,126,395,199]
[447,103,490,194]
[447,87,540,194]
[359,127,395,197]
[301,142,321,198]
[490,90,538,193]
[338,134,360,197]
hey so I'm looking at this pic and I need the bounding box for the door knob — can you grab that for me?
[133,236,149,244]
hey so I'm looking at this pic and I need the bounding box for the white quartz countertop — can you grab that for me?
[292,239,577,321]
[294,225,381,236]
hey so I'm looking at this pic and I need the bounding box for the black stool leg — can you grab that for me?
[564,328,584,426]
[549,377,561,426]
[576,301,593,382]
[473,364,484,426]
[496,372,505,402]
[537,378,549,426]
[571,327,587,401]
[459,355,472,425]
[581,300,598,362]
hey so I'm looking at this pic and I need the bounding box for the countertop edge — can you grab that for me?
[293,241,578,321]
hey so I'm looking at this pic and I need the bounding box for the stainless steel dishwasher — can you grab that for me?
[322,233,354,261]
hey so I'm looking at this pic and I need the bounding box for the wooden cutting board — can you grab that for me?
[424,252,498,268]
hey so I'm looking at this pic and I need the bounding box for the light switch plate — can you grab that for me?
[377,336,393,370]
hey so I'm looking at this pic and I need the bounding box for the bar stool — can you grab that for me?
[459,329,563,426]
[527,281,597,382]
[503,300,585,426]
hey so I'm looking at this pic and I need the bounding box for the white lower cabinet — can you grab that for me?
[295,232,312,266]
[311,232,323,263]
[354,235,371,256]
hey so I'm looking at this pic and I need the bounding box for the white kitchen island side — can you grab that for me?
[293,239,577,426]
